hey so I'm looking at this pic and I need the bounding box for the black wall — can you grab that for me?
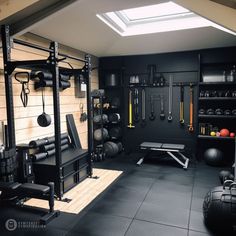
[99,47,236,158]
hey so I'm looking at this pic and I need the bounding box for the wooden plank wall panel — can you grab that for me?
[0,34,98,148]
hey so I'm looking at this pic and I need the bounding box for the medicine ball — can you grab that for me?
[219,170,234,185]
[109,127,121,139]
[108,113,120,123]
[204,148,224,166]
[220,128,230,137]
[93,114,108,124]
[117,142,123,153]
[104,141,119,157]
[203,182,236,232]
[94,128,108,141]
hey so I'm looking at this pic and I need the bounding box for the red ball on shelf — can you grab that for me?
[220,129,230,137]
[229,132,235,138]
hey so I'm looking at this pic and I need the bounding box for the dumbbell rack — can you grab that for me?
[91,93,106,161]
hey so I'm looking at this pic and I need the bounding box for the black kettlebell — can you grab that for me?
[37,89,51,127]
[37,112,51,127]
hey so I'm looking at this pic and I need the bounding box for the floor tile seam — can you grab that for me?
[124,176,157,236]
[133,218,189,231]
[187,165,197,230]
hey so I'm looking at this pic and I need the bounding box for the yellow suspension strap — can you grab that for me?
[188,83,194,132]
[127,89,135,128]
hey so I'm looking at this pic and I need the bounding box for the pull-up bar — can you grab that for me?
[13,39,86,63]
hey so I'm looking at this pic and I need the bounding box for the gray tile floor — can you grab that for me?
[1,154,235,236]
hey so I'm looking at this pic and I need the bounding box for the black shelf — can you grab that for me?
[198,135,235,141]
[198,115,236,119]
[199,97,236,101]
[199,82,236,86]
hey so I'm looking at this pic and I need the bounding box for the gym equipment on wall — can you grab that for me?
[167,75,173,122]
[188,84,194,132]
[149,95,155,121]
[147,64,156,85]
[204,148,224,166]
[134,88,140,122]
[127,89,135,128]
[33,70,71,90]
[105,73,119,87]
[1,25,92,199]
[160,94,165,120]
[14,72,30,107]
[141,88,146,126]
[37,88,52,127]
[80,103,87,122]
[179,84,184,124]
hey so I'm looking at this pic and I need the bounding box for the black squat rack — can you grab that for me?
[1,25,93,198]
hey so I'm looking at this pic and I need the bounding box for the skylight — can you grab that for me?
[121,2,190,21]
[96,1,236,37]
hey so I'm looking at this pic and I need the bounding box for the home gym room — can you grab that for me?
[0,0,236,235]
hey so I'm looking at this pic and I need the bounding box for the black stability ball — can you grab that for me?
[203,181,236,232]
[204,148,224,166]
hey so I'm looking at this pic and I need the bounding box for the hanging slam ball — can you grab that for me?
[220,129,230,137]
[219,170,234,184]
[204,148,224,166]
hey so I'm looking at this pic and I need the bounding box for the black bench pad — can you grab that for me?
[140,142,185,150]
[19,183,50,195]
[0,182,21,191]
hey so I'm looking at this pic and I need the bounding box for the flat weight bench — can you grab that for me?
[137,142,189,169]
[0,181,60,224]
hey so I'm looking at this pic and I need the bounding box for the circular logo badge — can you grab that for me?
[5,219,17,231]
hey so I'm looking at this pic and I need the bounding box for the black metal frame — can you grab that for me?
[1,25,93,197]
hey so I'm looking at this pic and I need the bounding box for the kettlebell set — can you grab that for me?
[200,90,236,98]
[199,108,236,116]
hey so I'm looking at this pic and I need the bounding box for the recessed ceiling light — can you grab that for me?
[96,1,236,37]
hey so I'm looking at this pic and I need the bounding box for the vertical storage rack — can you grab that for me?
[197,55,236,161]
[1,25,93,198]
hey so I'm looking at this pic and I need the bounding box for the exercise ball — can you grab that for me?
[94,128,108,141]
[220,128,230,137]
[93,114,108,124]
[104,141,119,157]
[203,182,236,233]
[204,148,224,166]
[219,170,234,184]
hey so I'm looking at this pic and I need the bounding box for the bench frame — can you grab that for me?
[137,143,189,169]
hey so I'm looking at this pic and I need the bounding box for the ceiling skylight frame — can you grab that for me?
[96,1,236,37]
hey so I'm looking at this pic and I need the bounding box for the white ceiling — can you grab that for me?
[30,0,236,57]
